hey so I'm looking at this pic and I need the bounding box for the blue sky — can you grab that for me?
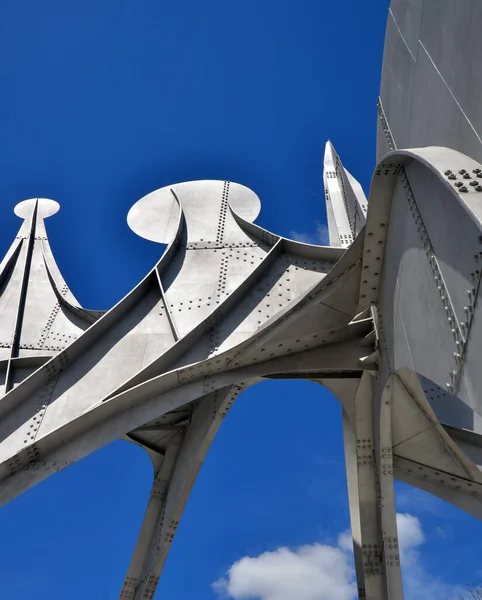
[0,1,481,599]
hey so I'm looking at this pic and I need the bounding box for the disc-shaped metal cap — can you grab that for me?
[14,198,60,219]
[127,187,180,244]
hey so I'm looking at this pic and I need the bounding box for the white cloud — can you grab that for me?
[337,530,354,554]
[290,222,329,246]
[212,544,356,600]
[290,231,314,244]
[316,223,329,244]
[213,513,468,600]
[435,526,448,540]
[395,513,464,600]
[396,512,425,563]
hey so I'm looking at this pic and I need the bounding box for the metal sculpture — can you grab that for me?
[2,2,482,599]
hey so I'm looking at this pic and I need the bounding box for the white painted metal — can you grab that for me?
[323,141,367,248]
[2,144,482,600]
[1,4,482,599]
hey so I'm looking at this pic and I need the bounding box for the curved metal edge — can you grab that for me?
[155,188,185,277]
[0,239,22,289]
[228,196,346,262]
[359,146,482,311]
[41,246,103,324]
[396,368,482,483]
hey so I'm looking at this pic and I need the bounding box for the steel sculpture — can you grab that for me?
[2,2,482,599]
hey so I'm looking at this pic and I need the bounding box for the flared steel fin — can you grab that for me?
[323,141,367,249]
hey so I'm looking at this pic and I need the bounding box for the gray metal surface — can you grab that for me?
[378,0,482,164]
[0,3,481,599]
[323,141,367,247]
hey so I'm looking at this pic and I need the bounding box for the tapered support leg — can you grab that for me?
[119,384,244,600]
[342,407,367,599]
[353,373,386,599]
[119,436,183,600]
[343,373,404,600]
[378,381,404,599]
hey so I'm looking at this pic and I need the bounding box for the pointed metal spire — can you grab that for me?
[0,198,102,395]
[323,141,367,248]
